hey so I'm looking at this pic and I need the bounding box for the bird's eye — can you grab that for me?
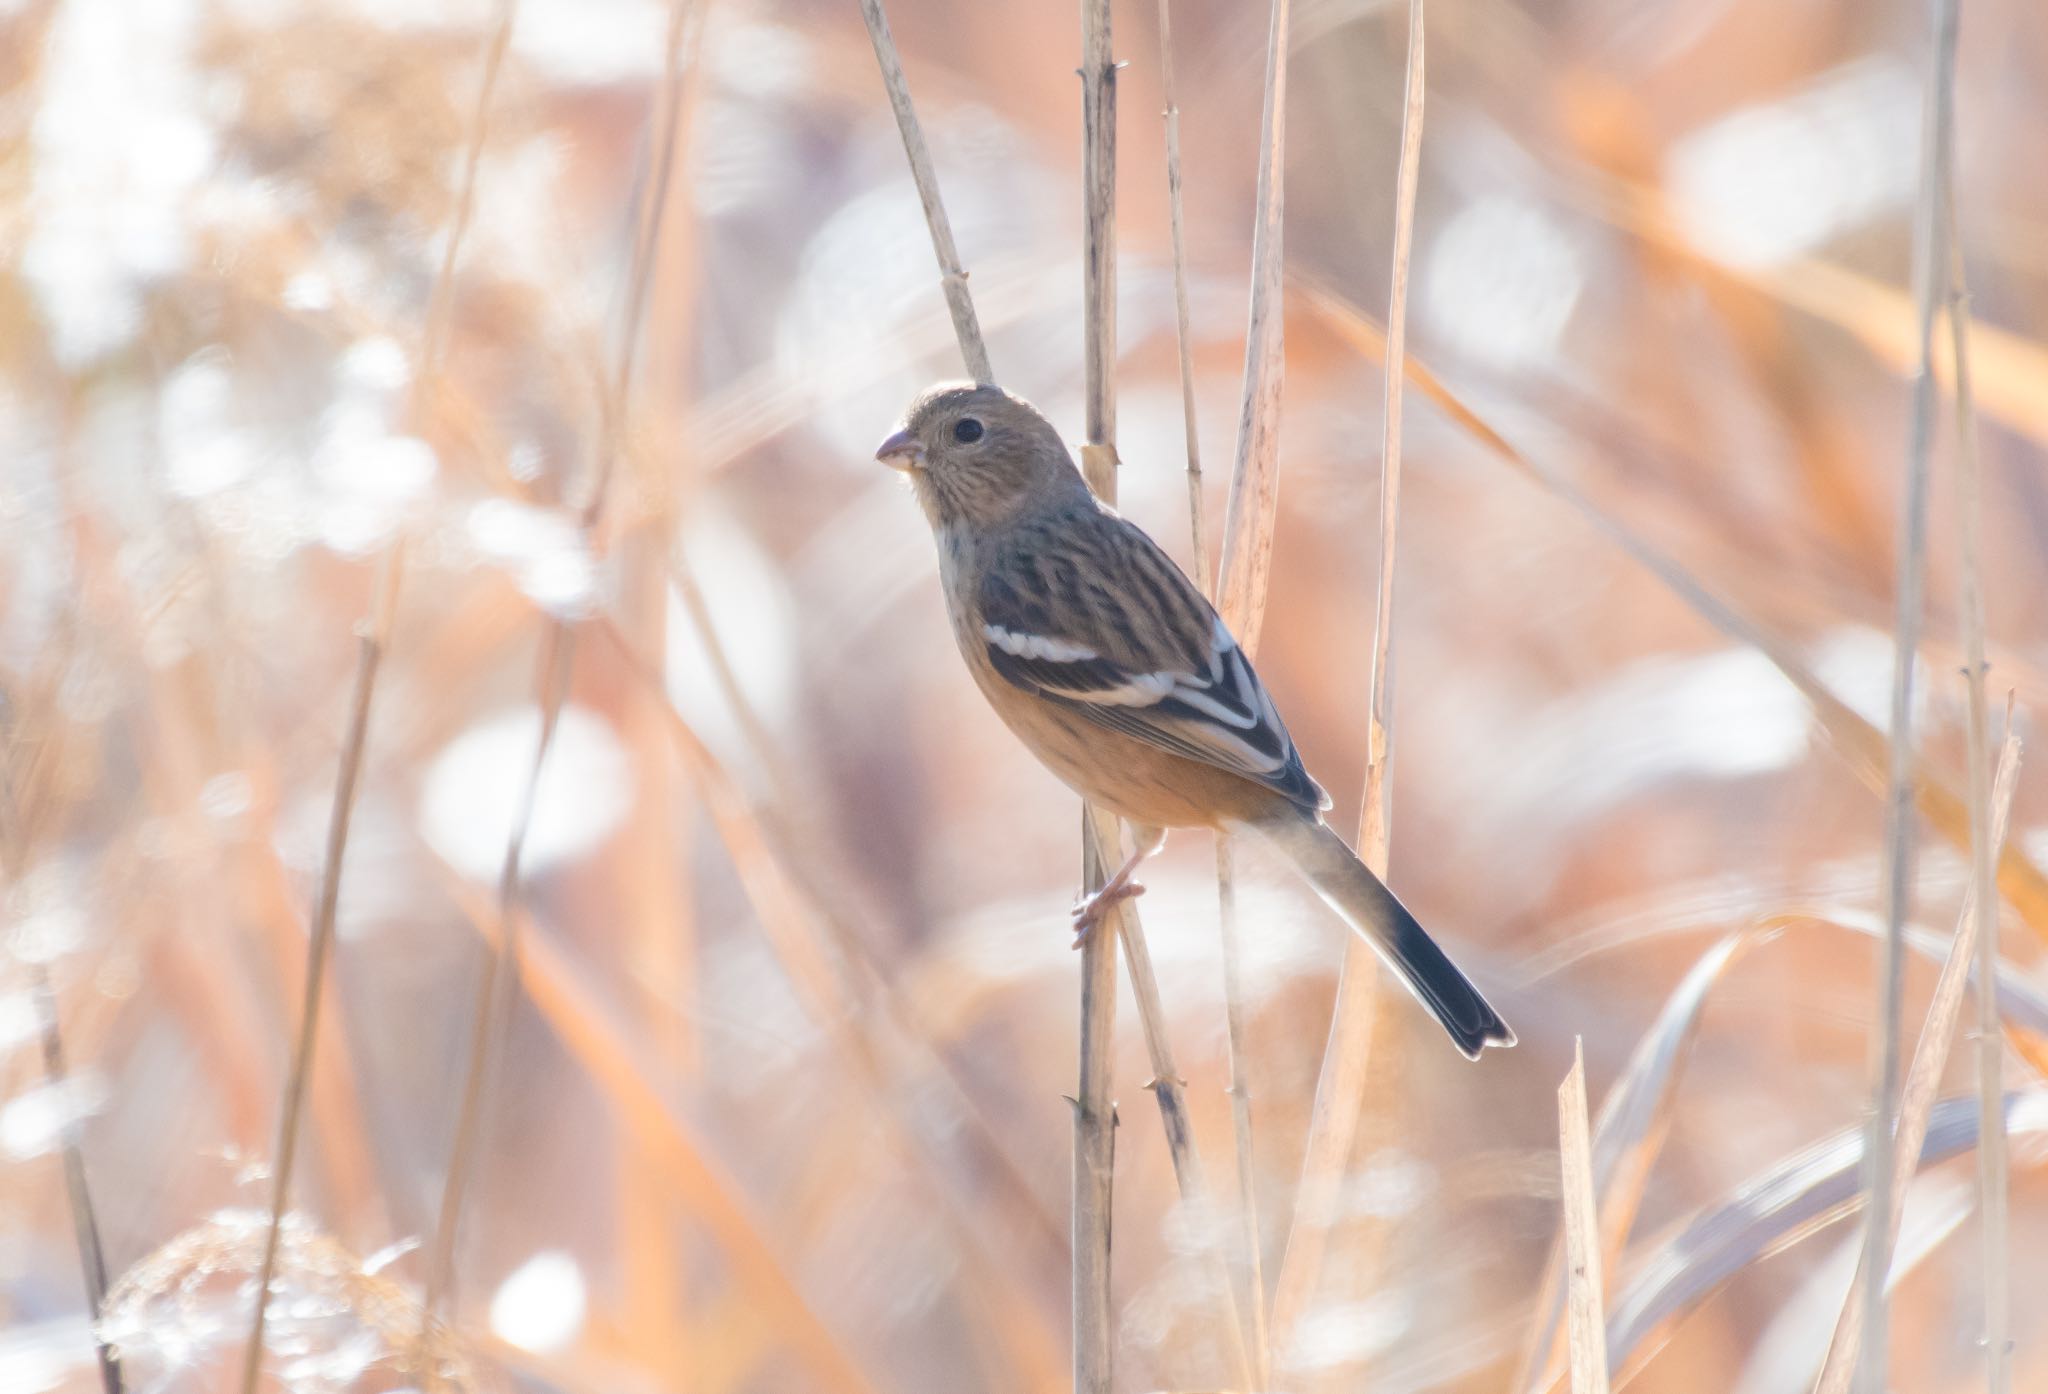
[952,417,985,444]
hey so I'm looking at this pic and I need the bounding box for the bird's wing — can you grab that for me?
[977,507,1329,815]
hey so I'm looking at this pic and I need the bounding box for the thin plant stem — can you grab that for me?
[1156,0,1207,589]
[1212,838,1269,1383]
[1856,1,1957,1388]
[1361,0,1425,870]
[33,968,121,1394]
[849,5,1257,1357]
[1949,203,2010,1394]
[421,623,575,1330]
[240,7,516,1387]
[238,551,401,1394]
[1156,0,1267,1379]
[1213,0,1290,656]
[1097,810,1254,1391]
[1074,5,1120,1390]
[418,0,699,1363]
[1819,733,2021,1394]
[854,0,992,382]
[1273,0,1423,1357]
[1558,1038,1611,1394]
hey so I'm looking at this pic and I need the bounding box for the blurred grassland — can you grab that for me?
[2,0,2048,1391]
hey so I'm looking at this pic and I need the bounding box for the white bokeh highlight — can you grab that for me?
[1666,60,1919,269]
[418,705,635,882]
[1424,196,1584,370]
[489,1250,588,1354]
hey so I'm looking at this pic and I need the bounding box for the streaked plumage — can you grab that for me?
[878,381,1513,1058]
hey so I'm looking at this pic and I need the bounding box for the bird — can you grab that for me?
[876,380,1514,1059]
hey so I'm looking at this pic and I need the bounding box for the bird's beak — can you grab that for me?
[875,428,925,471]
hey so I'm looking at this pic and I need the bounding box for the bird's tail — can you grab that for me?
[1247,814,1514,1060]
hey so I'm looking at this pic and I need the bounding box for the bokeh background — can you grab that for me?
[4,0,2047,1390]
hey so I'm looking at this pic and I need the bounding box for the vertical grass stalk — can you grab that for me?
[1949,205,2010,1393]
[1156,0,1268,1379]
[238,553,401,1394]
[1558,1039,1611,1394]
[1819,733,2021,1394]
[419,0,699,1359]
[1274,0,1421,1359]
[1855,1,1958,1388]
[33,969,120,1394]
[242,7,517,1387]
[855,0,993,382]
[1074,6,1120,1389]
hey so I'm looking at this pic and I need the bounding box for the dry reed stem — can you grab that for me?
[1559,1039,1611,1394]
[1213,0,1289,656]
[238,551,402,1394]
[1156,0,1206,587]
[1818,731,2019,1394]
[860,2,1229,1374]
[421,0,699,1353]
[3,632,120,1393]
[1072,812,1120,1394]
[240,8,517,1386]
[1857,3,1957,1385]
[1074,6,1120,1388]
[1514,927,1771,1394]
[422,623,575,1332]
[1360,0,1425,871]
[1274,0,1431,1359]
[854,0,992,383]
[1294,276,2048,938]
[1096,808,1255,1390]
[1154,0,1268,1379]
[1205,45,1292,1371]
[32,969,120,1394]
[1947,189,2009,1394]
[1211,839,1270,1383]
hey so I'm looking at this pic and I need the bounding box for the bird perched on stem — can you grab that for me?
[877,381,1513,1059]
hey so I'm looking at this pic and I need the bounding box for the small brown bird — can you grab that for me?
[878,381,1513,1059]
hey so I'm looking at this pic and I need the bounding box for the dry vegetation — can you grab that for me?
[2,0,2046,1391]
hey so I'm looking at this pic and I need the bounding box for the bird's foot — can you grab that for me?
[1070,880,1146,948]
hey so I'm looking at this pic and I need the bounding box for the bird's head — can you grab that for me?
[876,382,1086,530]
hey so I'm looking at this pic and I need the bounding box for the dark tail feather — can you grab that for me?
[1249,814,1514,1060]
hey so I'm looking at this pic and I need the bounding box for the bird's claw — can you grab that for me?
[1069,880,1146,948]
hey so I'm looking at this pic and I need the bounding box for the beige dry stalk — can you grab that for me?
[854,0,992,383]
[1818,732,2020,1394]
[4,636,122,1393]
[1213,0,1290,657]
[1946,186,2010,1394]
[1558,1039,1611,1394]
[1272,0,1424,1362]
[240,8,516,1390]
[1074,7,1120,1390]
[418,0,702,1363]
[858,3,1259,1380]
[1856,2,1958,1387]
[1156,0,1269,1378]
[33,967,121,1394]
